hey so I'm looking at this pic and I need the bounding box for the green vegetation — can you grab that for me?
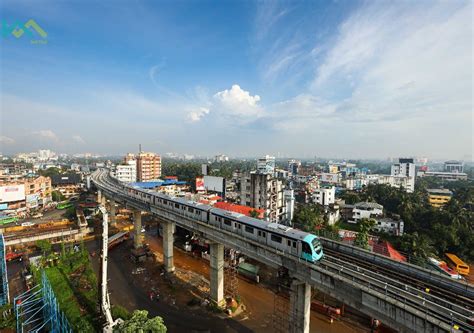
[112,305,132,321]
[32,244,99,331]
[52,190,66,202]
[0,304,15,330]
[249,209,260,218]
[38,167,62,178]
[353,218,376,250]
[293,204,326,232]
[114,310,166,333]
[340,180,474,262]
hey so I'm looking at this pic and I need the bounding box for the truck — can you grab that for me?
[237,262,260,283]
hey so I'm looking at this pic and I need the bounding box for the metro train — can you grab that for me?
[99,171,324,263]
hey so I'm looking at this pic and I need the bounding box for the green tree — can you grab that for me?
[36,240,52,256]
[52,190,65,202]
[293,204,325,232]
[353,218,376,250]
[115,310,166,333]
[399,232,434,263]
[249,209,260,218]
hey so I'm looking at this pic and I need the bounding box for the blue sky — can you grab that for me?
[1,0,472,159]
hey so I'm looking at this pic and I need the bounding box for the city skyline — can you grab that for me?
[1,0,472,160]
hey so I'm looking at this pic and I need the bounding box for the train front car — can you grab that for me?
[301,234,324,263]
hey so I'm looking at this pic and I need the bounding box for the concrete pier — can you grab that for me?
[290,280,311,333]
[162,221,175,273]
[97,190,102,204]
[109,199,116,227]
[210,243,224,306]
[133,210,142,249]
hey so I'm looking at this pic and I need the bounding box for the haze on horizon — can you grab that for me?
[0,0,472,161]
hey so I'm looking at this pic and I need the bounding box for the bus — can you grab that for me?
[445,253,470,276]
[0,216,19,225]
[57,201,74,210]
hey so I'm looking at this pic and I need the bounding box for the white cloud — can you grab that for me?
[0,136,15,144]
[72,135,86,144]
[187,107,210,122]
[33,130,58,141]
[213,84,263,118]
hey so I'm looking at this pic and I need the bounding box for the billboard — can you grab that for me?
[204,176,225,195]
[196,176,205,192]
[26,194,40,208]
[0,185,25,203]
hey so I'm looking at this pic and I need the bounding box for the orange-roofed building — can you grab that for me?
[371,240,407,262]
[214,202,264,218]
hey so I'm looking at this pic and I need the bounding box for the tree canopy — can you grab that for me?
[114,310,166,333]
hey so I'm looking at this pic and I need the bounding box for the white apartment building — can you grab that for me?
[257,155,275,174]
[115,160,137,183]
[312,186,335,206]
[214,154,229,162]
[349,202,384,224]
[374,218,404,236]
[239,172,286,223]
[391,158,415,192]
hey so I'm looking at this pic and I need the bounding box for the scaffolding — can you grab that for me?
[14,271,72,332]
[0,234,9,306]
[224,249,239,301]
[273,267,292,333]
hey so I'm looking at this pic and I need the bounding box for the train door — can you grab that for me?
[257,230,267,244]
[290,240,298,255]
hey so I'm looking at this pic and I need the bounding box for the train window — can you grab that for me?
[188,207,194,213]
[237,224,241,229]
[293,241,297,248]
[271,234,282,243]
[163,200,167,204]
[224,219,231,226]
[302,242,312,254]
[258,231,261,236]
[245,226,254,233]
[262,232,266,237]
[175,203,179,209]
[287,240,291,247]
[196,211,201,215]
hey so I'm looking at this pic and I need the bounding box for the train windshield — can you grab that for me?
[312,238,321,249]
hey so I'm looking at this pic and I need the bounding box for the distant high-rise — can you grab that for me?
[136,152,162,182]
[257,155,275,174]
[444,160,463,173]
[288,159,301,175]
[391,158,415,192]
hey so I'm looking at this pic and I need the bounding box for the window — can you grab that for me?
[175,203,179,208]
[258,231,261,236]
[262,232,266,237]
[271,234,282,243]
[287,240,291,247]
[238,224,241,229]
[302,242,312,254]
[188,207,194,213]
[245,226,254,234]
[224,219,232,226]
[293,241,297,248]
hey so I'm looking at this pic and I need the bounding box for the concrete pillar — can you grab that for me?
[290,280,311,333]
[162,221,175,273]
[109,199,116,227]
[133,210,142,249]
[210,243,224,306]
[97,190,102,203]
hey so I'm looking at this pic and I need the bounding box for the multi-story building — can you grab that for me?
[115,159,137,183]
[391,158,415,192]
[427,188,453,208]
[311,186,335,206]
[239,172,286,223]
[51,174,83,198]
[257,155,275,174]
[288,159,301,176]
[214,154,229,162]
[126,152,162,182]
[444,161,464,173]
[374,217,404,236]
[417,171,468,181]
[347,202,384,224]
[24,175,52,208]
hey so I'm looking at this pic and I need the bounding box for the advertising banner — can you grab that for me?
[0,185,26,203]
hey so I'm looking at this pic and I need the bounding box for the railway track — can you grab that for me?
[323,247,474,311]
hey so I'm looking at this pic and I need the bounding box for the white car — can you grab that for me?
[21,222,35,227]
